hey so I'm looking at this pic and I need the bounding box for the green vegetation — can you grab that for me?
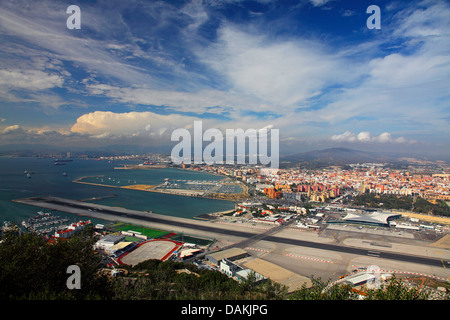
[349,193,450,217]
[113,259,287,300]
[0,228,111,299]
[0,229,442,300]
[413,197,450,217]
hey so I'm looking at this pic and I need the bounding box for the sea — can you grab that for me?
[0,157,236,227]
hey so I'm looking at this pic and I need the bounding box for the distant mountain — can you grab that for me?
[281,147,397,167]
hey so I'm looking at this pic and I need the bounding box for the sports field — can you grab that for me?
[111,223,169,238]
[118,239,181,265]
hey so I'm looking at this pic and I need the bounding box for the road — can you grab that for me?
[15,196,449,269]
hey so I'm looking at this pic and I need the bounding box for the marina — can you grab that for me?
[21,211,70,236]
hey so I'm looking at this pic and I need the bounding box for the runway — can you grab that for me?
[14,196,449,269]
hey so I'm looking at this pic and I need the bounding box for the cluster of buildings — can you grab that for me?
[188,162,450,203]
[261,166,449,202]
[97,154,171,162]
[234,202,302,226]
[54,220,92,238]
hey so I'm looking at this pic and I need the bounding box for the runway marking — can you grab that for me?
[246,247,269,253]
[284,253,334,264]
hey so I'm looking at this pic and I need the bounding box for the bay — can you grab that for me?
[0,157,235,225]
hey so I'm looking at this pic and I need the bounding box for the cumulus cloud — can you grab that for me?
[330,131,357,143]
[357,131,372,142]
[331,131,412,144]
[70,111,204,138]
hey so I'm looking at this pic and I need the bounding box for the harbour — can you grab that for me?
[0,157,236,223]
[21,210,69,235]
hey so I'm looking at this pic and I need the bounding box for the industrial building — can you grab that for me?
[219,258,266,283]
[205,248,249,266]
[94,234,125,253]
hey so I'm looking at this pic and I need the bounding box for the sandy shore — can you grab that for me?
[121,184,156,191]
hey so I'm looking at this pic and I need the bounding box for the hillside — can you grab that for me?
[281,147,398,167]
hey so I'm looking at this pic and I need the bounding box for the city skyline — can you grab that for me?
[0,0,449,159]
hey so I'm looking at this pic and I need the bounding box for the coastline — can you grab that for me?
[194,209,235,220]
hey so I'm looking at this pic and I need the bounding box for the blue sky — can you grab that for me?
[0,0,449,158]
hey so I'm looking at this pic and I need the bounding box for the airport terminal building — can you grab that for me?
[329,211,402,227]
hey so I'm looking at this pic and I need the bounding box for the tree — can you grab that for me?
[289,276,431,300]
[0,227,112,299]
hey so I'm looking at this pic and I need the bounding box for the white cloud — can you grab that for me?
[0,69,63,91]
[392,0,450,39]
[0,3,162,87]
[0,0,448,153]
[357,131,372,142]
[198,26,359,112]
[84,83,273,117]
[2,124,21,134]
[70,111,202,137]
[309,0,333,7]
[331,131,411,144]
[331,131,357,143]
[376,132,392,143]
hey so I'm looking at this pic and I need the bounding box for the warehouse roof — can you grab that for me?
[206,248,248,262]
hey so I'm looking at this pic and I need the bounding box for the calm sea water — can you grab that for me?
[0,157,235,225]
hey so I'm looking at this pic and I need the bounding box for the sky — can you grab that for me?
[0,0,449,158]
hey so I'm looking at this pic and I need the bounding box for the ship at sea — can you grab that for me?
[54,159,73,165]
[24,170,34,178]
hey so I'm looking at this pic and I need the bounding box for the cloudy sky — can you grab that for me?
[0,0,449,158]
